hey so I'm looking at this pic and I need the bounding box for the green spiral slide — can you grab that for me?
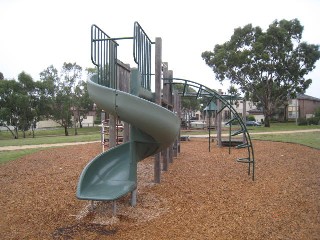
[76,78,180,201]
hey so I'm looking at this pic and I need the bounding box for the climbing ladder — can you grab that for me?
[165,78,255,180]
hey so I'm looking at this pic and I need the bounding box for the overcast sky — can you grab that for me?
[1,0,319,97]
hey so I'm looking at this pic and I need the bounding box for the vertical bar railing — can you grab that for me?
[133,21,153,91]
[91,24,118,88]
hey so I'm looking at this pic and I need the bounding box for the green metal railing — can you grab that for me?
[91,24,118,88]
[90,22,153,92]
[133,22,153,91]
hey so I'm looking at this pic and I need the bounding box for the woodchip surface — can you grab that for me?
[0,138,319,239]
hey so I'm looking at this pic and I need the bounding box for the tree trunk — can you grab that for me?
[74,120,78,136]
[32,121,35,138]
[14,127,18,139]
[79,116,83,128]
[3,124,18,139]
[264,104,272,127]
[264,80,272,127]
[264,114,271,127]
[64,126,69,136]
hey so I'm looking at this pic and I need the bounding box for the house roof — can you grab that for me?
[297,94,320,102]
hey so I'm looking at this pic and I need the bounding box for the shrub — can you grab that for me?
[297,118,308,125]
[307,117,320,125]
[315,107,320,118]
[247,115,256,121]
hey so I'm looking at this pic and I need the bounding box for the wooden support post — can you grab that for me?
[117,60,131,143]
[161,62,170,170]
[162,149,168,171]
[154,37,162,184]
[162,62,169,105]
[167,70,179,163]
[176,92,182,153]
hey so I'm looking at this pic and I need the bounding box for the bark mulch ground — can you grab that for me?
[0,138,319,239]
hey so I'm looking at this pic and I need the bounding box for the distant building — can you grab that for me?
[288,94,320,120]
[230,99,264,122]
[36,110,97,129]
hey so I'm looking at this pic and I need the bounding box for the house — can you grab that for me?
[229,99,264,122]
[36,110,97,129]
[288,94,320,120]
[247,109,264,123]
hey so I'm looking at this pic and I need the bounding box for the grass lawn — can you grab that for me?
[0,134,101,147]
[0,123,319,164]
[251,132,320,149]
[0,127,101,147]
[246,122,320,133]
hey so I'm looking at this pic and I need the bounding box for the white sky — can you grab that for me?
[1,0,320,97]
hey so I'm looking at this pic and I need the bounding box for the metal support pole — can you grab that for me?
[112,201,117,215]
[208,110,211,152]
[243,99,246,143]
[217,89,222,147]
[130,189,137,207]
[90,200,95,210]
[101,111,106,152]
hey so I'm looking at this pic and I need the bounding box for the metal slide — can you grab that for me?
[76,78,180,201]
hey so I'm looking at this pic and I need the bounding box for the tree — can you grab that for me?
[202,19,320,127]
[17,72,37,138]
[0,72,37,139]
[61,62,82,135]
[39,63,83,136]
[0,78,21,138]
[73,79,94,128]
[38,65,57,120]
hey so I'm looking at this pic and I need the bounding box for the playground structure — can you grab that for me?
[76,22,255,211]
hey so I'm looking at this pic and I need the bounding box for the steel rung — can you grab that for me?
[237,157,254,163]
[231,129,245,136]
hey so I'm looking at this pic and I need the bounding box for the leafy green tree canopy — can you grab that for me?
[202,19,320,127]
[0,72,37,138]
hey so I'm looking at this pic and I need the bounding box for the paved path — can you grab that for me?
[190,129,320,138]
[0,141,100,151]
[0,129,319,151]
